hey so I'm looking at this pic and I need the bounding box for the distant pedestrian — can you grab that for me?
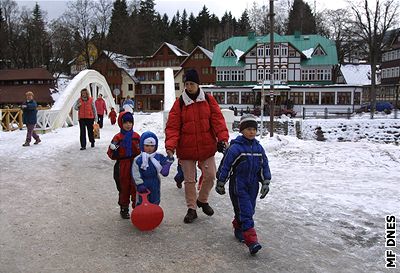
[123,95,134,113]
[95,94,107,128]
[21,91,41,146]
[74,88,98,150]
[216,114,271,255]
[108,107,117,125]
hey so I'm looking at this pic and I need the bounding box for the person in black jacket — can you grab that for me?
[21,91,41,147]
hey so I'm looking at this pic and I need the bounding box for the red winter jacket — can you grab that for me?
[95,98,107,115]
[165,89,229,161]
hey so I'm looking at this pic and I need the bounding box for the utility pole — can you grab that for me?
[269,0,275,137]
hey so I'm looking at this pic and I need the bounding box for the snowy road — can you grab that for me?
[1,113,399,273]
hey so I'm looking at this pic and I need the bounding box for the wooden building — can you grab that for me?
[0,68,55,105]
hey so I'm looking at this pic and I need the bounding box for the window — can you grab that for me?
[301,69,316,81]
[305,92,319,104]
[337,92,351,105]
[290,92,304,105]
[241,92,254,104]
[321,92,335,105]
[175,83,180,90]
[257,67,264,81]
[274,44,280,56]
[257,46,264,57]
[289,50,296,57]
[217,70,223,81]
[231,70,238,81]
[224,49,235,57]
[250,50,256,57]
[265,46,270,56]
[280,68,287,81]
[274,68,279,80]
[223,70,230,81]
[128,84,133,91]
[202,67,209,75]
[213,92,225,104]
[281,45,288,57]
[313,46,326,56]
[238,70,244,81]
[227,92,239,104]
[265,69,271,80]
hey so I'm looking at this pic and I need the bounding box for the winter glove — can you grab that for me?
[21,104,27,109]
[137,184,147,194]
[260,180,270,199]
[109,142,119,150]
[217,141,227,153]
[215,180,226,195]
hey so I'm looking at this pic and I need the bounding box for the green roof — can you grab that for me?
[211,33,338,67]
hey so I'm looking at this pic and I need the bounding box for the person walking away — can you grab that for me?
[132,131,174,205]
[95,94,107,128]
[215,114,271,255]
[74,88,98,150]
[21,91,41,146]
[107,111,141,219]
[123,95,135,113]
[109,107,117,125]
[165,69,229,223]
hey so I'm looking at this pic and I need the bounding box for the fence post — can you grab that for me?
[394,108,398,119]
[5,111,10,131]
[347,107,351,119]
[302,107,305,119]
[0,109,2,131]
[324,108,328,119]
[18,110,23,129]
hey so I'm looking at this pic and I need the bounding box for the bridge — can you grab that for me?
[2,69,116,132]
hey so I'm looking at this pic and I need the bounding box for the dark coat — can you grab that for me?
[22,100,38,125]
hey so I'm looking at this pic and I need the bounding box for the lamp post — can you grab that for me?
[269,0,275,137]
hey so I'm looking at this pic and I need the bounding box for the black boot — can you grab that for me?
[196,200,214,216]
[183,208,197,223]
[120,207,129,219]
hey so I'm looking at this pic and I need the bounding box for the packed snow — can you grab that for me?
[1,112,399,272]
[302,48,314,59]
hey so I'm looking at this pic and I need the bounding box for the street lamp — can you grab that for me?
[269,0,275,137]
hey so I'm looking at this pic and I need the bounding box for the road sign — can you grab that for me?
[113,88,120,96]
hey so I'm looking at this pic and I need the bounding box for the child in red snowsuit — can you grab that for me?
[108,107,117,125]
[107,111,141,219]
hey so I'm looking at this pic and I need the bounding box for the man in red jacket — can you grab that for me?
[95,94,107,128]
[165,69,229,223]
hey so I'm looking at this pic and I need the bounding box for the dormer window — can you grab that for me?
[224,48,236,57]
[313,45,326,56]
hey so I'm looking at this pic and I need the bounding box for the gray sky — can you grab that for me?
[16,0,349,21]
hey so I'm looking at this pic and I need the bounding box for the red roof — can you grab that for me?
[0,68,54,81]
[0,84,54,104]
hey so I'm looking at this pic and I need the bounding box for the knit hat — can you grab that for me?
[184,69,200,84]
[239,114,258,132]
[122,112,133,123]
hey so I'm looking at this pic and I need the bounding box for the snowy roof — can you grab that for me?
[125,68,139,83]
[340,64,372,85]
[199,46,213,60]
[302,48,314,59]
[164,43,189,57]
[102,50,133,70]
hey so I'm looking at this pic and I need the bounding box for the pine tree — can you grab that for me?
[237,9,251,35]
[107,0,130,54]
[181,9,188,37]
[286,0,316,35]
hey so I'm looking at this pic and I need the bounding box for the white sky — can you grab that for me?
[16,0,350,21]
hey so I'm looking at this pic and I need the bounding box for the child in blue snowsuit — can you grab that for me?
[132,131,174,205]
[215,114,271,255]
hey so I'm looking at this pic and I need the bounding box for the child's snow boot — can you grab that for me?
[196,200,214,216]
[120,207,129,219]
[22,142,30,147]
[243,227,262,255]
[232,219,244,243]
[183,208,197,223]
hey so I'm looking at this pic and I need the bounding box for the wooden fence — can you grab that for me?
[0,109,23,131]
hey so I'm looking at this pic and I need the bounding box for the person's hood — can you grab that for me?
[139,131,159,152]
[117,111,134,129]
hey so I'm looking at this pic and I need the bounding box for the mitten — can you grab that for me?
[137,184,147,193]
[215,180,226,195]
[217,141,226,153]
[260,180,270,199]
[21,104,27,109]
[109,142,119,150]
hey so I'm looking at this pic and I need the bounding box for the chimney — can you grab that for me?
[294,31,301,39]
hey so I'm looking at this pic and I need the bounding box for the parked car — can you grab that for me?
[356,102,393,113]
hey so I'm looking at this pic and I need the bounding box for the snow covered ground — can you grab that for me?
[1,112,399,272]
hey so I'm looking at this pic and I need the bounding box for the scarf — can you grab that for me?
[141,152,162,173]
[120,129,133,157]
